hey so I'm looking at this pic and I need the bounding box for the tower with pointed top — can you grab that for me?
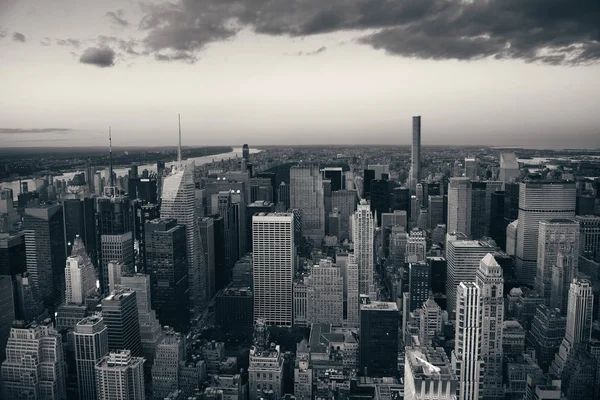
[160,115,207,316]
[65,236,97,305]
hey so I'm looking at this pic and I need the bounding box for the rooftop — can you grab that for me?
[360,301,398,311]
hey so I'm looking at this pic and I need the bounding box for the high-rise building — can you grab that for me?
[370,179,394,225]
[516,181,576,286]
[101,287,142,357]
[407,229,426,262]
[353,200,374,297]
[428,195,444,230]
[576,215,600,257]
[1,320,66,400]
[345,255,360,328]
[0,231,26,277]
[499,152,519,186]
[23,203,66,308]
[242,144,250,160]
[95,350,145,400]
[464,158,478,180]
[445,237,496,312]
[408,262,430,312]
[304,259,343,326]
[560,344,598,400]
[527,305,566,372]
[419,298,442,346]
[152,329,185,400]
[65,235,97,305]
[489,191,506,250]
[160,160,206,317]
[74,315,109,400]
[502,321,526,357]
[452,282,483,400]
[198,217,216,301]
[409,116,421,192]
[128,176,158,204]
[470,182,487,239]
[535,219,579,310]
[277,182,290,211]
[476,254,504,400]
[290,163,325,242]
[332,190,357,241]
[550,278,593,376]
[215,287,253,331]
[96,194,134,293]
[135,203,160,273]
[359,299,399,377]
[63,197,96,262]
[404,347,458,400]
[248,341,284,400]
[0,275,15,362]
[145,218,190,332]
[447,178,472,238]
[14,272,48,323]
[252,213,294,326]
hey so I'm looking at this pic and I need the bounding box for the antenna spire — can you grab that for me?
[109,126,114,186]
[177,114,182,168]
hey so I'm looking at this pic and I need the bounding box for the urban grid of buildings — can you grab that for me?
[1,115,600,400]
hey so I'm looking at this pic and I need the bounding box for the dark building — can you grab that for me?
[134,203,160,273]
[363,169,376,199]
[0,231,26,277]
[215,287,253,331]
[427,195,444,230]
[14,272,48,323]
[504,182,519,222]
[323,168,343,192]
[278,182,290,211]
[212,215,228,291]
[408,262,430,312]
[101,287,142,357]
[391,187,410,216]
[493,251,516,291]
[0,275,15,362]
[490,191,506,250]
[144,218,190,333]
[63,197,96,261]
[359,299,399,377]
[216,192,239,285]
[423,183,441,207]
[470,182,487,240]
[242,144,250,161]
[528,305,566,372]
[427,257,446,296]
[370,179,395,226]
[250,178,274,203]
[232,256,253,288]
[199,217,216,301]
[23,204,66,308]
[560,344,598,400]
[255,172,277,203]
[128,176,158,204]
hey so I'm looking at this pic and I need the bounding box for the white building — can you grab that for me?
[405,347,458,400]
[499,153,519,186]
[253,213,294,326]
[353,200,374,297]
[447,178,472,238]
[152,329,185,400]
[419,299,442,346]
[345,254,360,328]
[95,350,145,400]
[407,229,427,262]
[304,259,343,326]
[248,344,284,400]
[65,235,97,304]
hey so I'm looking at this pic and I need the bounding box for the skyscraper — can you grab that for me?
[63,197,96,262]
[408,262,430,312]
[476,254,504,400]
[345,254,360,328]
[304,259,343,326]
[528,305,566,372]
[198,217,216,301]
[428,195,444,230]
[74,315,109,400]
[406,229,426,262]
[452,282,483,400]
[332,189,357,241]
[447,178,472,238]
[470,182,487,239]
[290,163,325,242]
[242,143,250,161]
[152,329,185,399]
[0,275,15,362]
[516,181,576,286]
[576,214,600,257]
[95,350,145,400]
[1,320,66,400]
[353,200,374,297]
[535,219,579,310]
[252,213,294,326]
[419,298,442,346]
[499,152,519,186]
[410,116,421,193]
[65,235,97,305]
[145,218,190,332]
[101,287,142,357]
[359,299,399,377]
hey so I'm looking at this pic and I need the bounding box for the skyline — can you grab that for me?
[1,0,600,147]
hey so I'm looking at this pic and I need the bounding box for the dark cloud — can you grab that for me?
[0,128,72,134]
[137,0,600,65]
[12,32,26,42]
[79,47,116,68]
[106,9,129,28]
[56,38,81,48]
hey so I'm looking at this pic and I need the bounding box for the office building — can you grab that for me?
[370,179,394,224]
[489,191,506,250]
[160,161,206,317]
[145,218,190,332]
[232,255,253,288]
[345,255,360,328]
[14,272,48,323]
[502,321,526,357]
[528,305,566,372]
[101,287,142,357]
[560,344,598,400]
[152,329,185,400]
[304,259,344,326]
[409,116,421,192]
[447,178,472,238]
[464,157,478,180]
[428,195,444,230]
[576,214,600,257]
[95,350,145,400]
[452,282,482,400]
[248,343,284,400]
[476,254,504,400]
[408,262,430,312]
[74,315,109,400]
[353,200,374,296]
[290,163,325,241]
[499,152,519,186]
[404,347,458,400]
[128,176,158,204]
[332,190,357,241]
[63,197,96,262]
[65,235,97,305]
[216,287,254,331]
[322,167,344,192]
[0,231,26,277]
[428,256,447,295]
[419,299,442,346]
[278,182,290,211]
[359,299,399,377]
[389,226,408,267]
[23,203,66,308]
[407,229,426,262]
[198,217,216,300]
[246,200,275,251]
[134,203,160,273]
[381,210,408,230]
[445,237,496,313]
[516,181,576,286]
[0,275,14,362]
[470,182,487,239]
[1,320,66,400]
[550,278,593,376]
[252,213,294,326]
[294,350,312,400]
[535,219,579,308]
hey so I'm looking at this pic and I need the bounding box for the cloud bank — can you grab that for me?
[79,47,116,67]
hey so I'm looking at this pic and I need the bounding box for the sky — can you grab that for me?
[1,0,599,148]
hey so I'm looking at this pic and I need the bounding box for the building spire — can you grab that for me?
[177,114,182,168]
[109,126,114,186]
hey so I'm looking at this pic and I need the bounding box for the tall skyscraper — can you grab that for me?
[303,259,343,326]
[452,282,483,400]
[198,217,216,301]
[516,181,576,285]
[0,275,15,362]
[74,315,109,400]
[528,305,566,372]
[278,181,290,211]
[63,197,96,262]
[476,254,504,400]
[410,116,421,192]
[332,189,357,241]
[101,287,142,357]
[160,147,206,317]
[1,320,66,400]
[499,152,519,186]
[428,195,444,230]
[95,350,145,400]
[242,143,250,160]
[65,235,97,305]
[0,231,26,277]
[404,347,458,400]
[252,213,294,326]
[353,200,374,297]
[290,163,325,241]
[535,219,579,310]
[447,178,472,238]
[550,278,593,376]
[464,158,478,180]
[152,329,185,399]
[144,218,190,332]
[408,262,430,312]
[470,182,487,239]
[359,299,399,377]
[23,203,66,308]
[345,254,360,328]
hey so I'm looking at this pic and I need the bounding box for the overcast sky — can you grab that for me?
[1,0,599,148]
